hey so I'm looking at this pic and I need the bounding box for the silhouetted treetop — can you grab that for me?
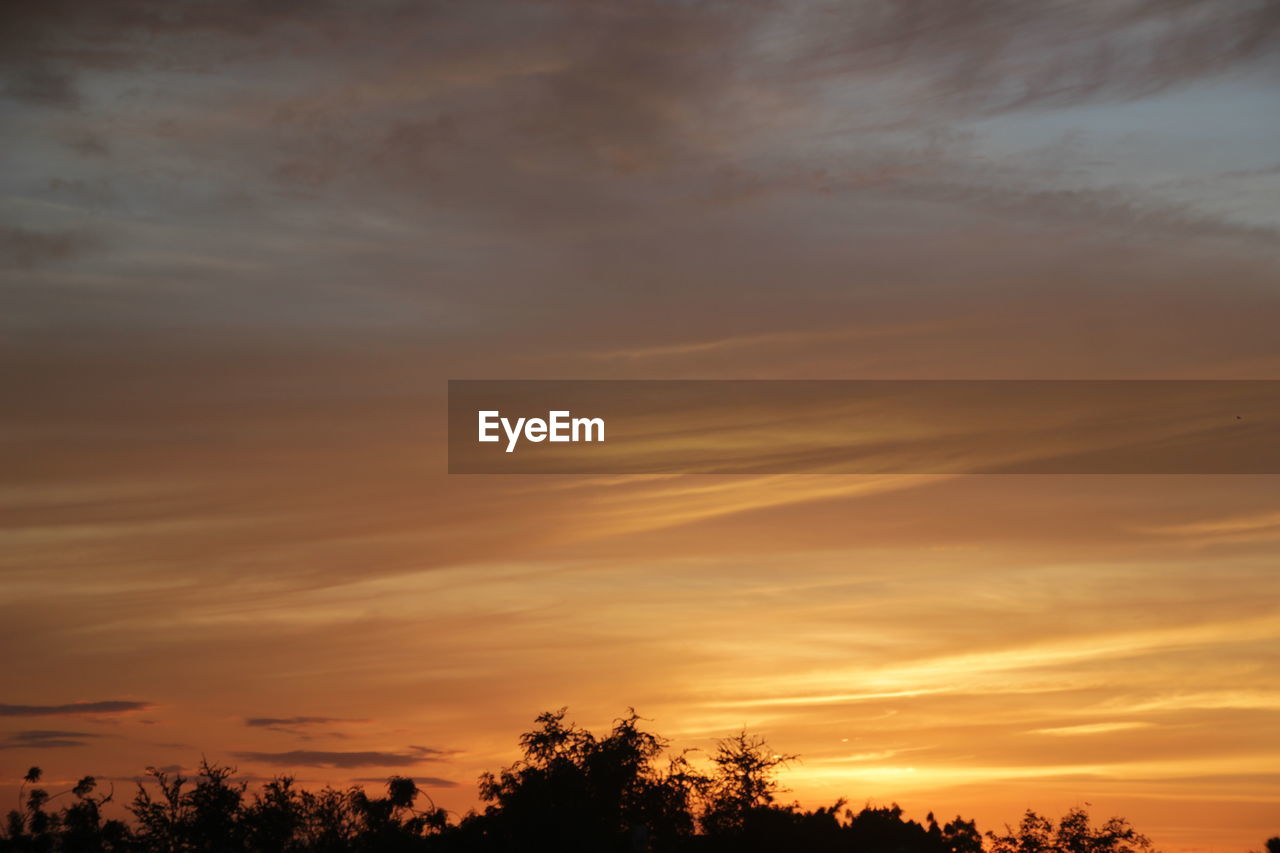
[0,708,1199,853]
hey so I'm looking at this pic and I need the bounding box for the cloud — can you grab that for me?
[0,729,106,749]
[0,226,98,269]
[785,0,1280,117]
[230,745,449,769]
[895,179,1279,248]
[0,701,153,717]
[245,715,364,728]
[8,1,1274,119]
[1032,722,1156,737]
[16,0,1270,238]
[351,776,460,789]
[1,64,79,108]
[244,715,369,739]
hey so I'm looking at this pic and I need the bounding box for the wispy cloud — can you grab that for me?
[231,746,450,769]
[245,716,364,728]
[351,776,459,789]
[244,715,369,738]
[0,226,99,269]
[0,701,153,717]
[0,729,106,749]
[1032,722,1156,737]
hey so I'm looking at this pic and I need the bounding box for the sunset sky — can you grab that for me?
[2,2,1279,850]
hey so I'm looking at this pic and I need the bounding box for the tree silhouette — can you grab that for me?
[466,708,697,851]
[988,808,1153,853]
[4,766,125,853]
[0,708,1225,852]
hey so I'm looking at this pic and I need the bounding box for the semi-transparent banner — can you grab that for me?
[447,380,1280,474]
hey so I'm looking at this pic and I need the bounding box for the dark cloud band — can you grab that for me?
[231,746,447,769]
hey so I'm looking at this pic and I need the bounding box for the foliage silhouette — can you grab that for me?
[0,708,1252,852]
[988,808,1153,853]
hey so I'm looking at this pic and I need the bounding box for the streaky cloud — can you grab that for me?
[0,700,153,717]
[231,746,448,769]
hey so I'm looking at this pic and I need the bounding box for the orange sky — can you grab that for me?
[2,2,1279,850]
